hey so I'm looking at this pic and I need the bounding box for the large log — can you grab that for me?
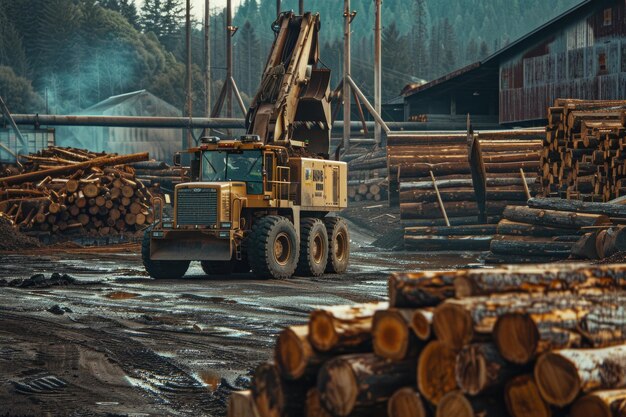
[571,232,601,260]
[436,391,505,417]
[570,389,626,417]
[400,187,532,204]
[401,201,511,220]
[454,264,626,298]
[400,176,538,192]
[317,353,416,416]
[496,219,582,238]
[252,362,309,417]
[388,271,459,308]
[529,197,626,218]
[405,224,498,236]
[417,341,458,405]
[387,387,427,417]
[410,308,434,341]
[0,152,149,186]
[535,344,626,407]
[455,343,523,396]
[308,302,388,352]
[503,205,611,228]
[372,309,421,360]
[305,388,332,417]
[275,325,329,380]
[228,390,261,417]
[490,236,573,257]
[402,216,502,228]
[483,253,567,265]
[504,374,551,417]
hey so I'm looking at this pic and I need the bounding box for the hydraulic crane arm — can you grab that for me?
[246,12,332,157]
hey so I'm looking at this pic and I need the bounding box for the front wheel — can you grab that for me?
[248,216,298,279]
[324,217,350,274]
[142,230,190,279]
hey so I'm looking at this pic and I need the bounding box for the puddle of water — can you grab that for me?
[197,370,221,392]
[105,291,140,300]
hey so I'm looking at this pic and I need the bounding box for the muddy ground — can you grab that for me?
[0,220,482,417]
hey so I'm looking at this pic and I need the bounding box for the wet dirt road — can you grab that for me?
[0,224,481,416]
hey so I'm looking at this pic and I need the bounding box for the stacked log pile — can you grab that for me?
[0,147,154,237]
[387,131,543,251]
[542,99,626,201]
[228,263,626,417]
[132,160,188,194]
[485,197,626,263]
[345,148,388,202]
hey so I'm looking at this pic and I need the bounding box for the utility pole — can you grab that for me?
[374,0,382,146]
[299,0,304,14]
[226,0,233,119]
[185,0,193,148]
[204,0,211,122]
[343,0,352,151]
[276,0,281,17]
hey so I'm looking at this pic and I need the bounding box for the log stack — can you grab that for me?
[0,147,154,238]
[132,160,188,194]
[228,263,626,417]
[543,99,626,201]
[345,148,388,203]
[387,130,543,251]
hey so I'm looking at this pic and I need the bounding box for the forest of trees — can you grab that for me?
[0,0,581,115]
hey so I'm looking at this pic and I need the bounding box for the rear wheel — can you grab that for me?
[324,217,350,274]
[249,216,298,279]
[142,230,190,279]
[296,218,329,277]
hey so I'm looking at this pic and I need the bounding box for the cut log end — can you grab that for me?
[317,359,357,417]
[373,311,409,360]
[534,352,581,407]
[571,395,612,417]
[504,375,551,417]
[387,387,427,417]
[410,309,433,341]
[228,390,261,417]
[417,341,458,405]
[308,311,338,352]
[455,345,489,396]
[433,302,473,350]
[436,391,474,417]
[494,313,539,365]
[305,388,332,417]
[275,326,309,380]
[453,276,475,298]
[252,363,284,417]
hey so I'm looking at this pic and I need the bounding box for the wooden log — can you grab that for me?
[228,390,261,417]
[410,308,434,341]
[490,236,573,257]
[598,227,626,259]
[388,271,458,308]
[387,387,427,417]
[405,224,498,236]
[436,391,505,417]
[404,235,493,251]
[483,253,567,264]
[0,152,149,186]
[317,353,416,417]
[400,187,532,204]
[275,325,328,380]
[504,374,551,417]
[252,362,308,417]
[535,344,626,407]
[401,201,511,220]
[454,264,626,298]
[571,231,601,260]
[529,197,626,217]
[496,219,582,238]
[503,205,611,228]
[417,340,458,404]
[305,388,332,417]
[399,176,538,192]
[402,216,502,228]
[308,302,387,352]
[455,343,523,396]
[372,308,421,360]
[571,389,626,417]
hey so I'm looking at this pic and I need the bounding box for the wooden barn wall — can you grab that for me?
[500,2,626,124]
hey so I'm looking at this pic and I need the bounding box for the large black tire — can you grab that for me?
[248,216,298,279]
[324,217,350,274]
[201,261,233,276]
[296,218,329,277]
[142,230,190,279]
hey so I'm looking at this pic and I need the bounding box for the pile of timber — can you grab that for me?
[132,160,188,194]
[0,147,154,237]
[345,148,388,202]
[484,197,626,263]
[543,99,626,201]
[388,130,543,251]
[228,263,626,417]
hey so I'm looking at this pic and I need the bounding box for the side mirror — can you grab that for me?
[173,152,181,167]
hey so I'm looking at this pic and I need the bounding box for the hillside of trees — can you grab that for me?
[0,0,581,115]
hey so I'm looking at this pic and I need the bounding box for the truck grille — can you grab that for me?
[176,188,218,226]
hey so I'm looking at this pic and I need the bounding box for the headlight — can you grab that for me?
[221,222,232,229]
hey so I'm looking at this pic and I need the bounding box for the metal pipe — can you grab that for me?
[299,0,304,14]
[185,0,193,148]
[346,76,390,134]
[276,0,280,18]
[374,0,382,145]
[11,115,246,129]
[343,0,351,151]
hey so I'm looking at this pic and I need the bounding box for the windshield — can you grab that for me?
[201,150,264,194]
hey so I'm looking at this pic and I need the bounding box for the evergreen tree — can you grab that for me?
[441,18,457,73]
[411,0,429,80]
[235,20,261,97]
[479,40,490,59]
[100,0,140,29]
[141,0,183,49]
[382,22,411,100]
[466,38,478,63]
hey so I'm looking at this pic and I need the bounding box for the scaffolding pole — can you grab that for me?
[374,0,382,146]
[343,0,352,151]
[185,0,193,148]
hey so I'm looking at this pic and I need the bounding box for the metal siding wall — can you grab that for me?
[500,3,626,124]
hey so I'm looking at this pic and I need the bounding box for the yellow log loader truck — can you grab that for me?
[142,12,349,279]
